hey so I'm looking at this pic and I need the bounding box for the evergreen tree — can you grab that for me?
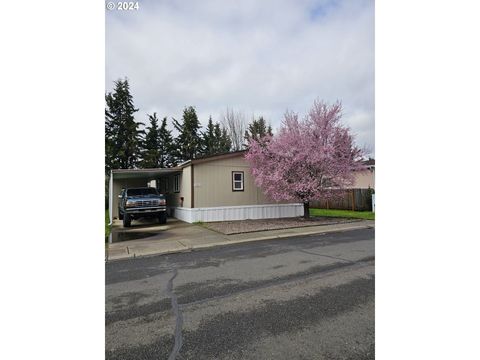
[158,117,175,167]
[216,124,232,153]
[140,113,161,168]
[244,116,273,145]
[105,78,143,173]
[201,116,217,155]
[172,106,202,162]
[201,116,232,155]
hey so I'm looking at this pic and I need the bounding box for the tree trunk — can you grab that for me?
[303,201,310,219]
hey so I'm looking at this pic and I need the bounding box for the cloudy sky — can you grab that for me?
[106,0,374,156]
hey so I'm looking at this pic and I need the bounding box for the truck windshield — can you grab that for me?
[126,188,159,196]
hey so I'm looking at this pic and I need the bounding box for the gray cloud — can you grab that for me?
[106,0,374,155]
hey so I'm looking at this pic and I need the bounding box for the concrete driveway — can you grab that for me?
[107,218,225,260]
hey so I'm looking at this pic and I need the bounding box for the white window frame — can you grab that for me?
[232,171,244,191]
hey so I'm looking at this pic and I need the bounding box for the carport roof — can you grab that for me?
[111,168,182,180]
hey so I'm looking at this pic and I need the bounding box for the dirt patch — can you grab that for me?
[204,217,359,235]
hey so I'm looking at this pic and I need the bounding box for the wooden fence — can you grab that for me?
[310,189,374,211]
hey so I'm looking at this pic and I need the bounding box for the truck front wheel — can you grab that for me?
[159,212,167,224]
[123,213,131,227]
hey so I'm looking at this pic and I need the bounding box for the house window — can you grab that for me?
[174,174,180,193]
[232,171,244,191]
[164,178,169,193]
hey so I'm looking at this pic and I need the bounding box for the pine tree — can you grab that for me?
[140,113,161,168]
[105,78,143,173]
[244,116,273,145]
[201,117,232,156]
[172,106,202,162]
[217,124,232,153]
[158,117,175,167]
[201,116,217,155]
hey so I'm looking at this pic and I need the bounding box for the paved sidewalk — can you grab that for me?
[106,219,374,261]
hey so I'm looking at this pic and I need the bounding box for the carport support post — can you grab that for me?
[109,171,113,225]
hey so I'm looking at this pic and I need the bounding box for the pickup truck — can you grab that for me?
[118,187,167,227]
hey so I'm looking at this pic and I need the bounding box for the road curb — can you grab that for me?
[105,223,374,263]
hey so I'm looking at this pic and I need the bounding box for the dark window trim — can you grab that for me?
[232,171,244,192]
[174,174,180,193]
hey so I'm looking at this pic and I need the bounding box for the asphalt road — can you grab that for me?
[106,228,375,360]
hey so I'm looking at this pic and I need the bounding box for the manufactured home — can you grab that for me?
[109,151,304,223]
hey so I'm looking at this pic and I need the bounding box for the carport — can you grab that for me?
[109,168,183,224]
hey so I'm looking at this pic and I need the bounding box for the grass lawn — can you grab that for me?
[105,209,111,242]
[310,208,375,220]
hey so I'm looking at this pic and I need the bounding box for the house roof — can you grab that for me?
[190,150,246,165]
[111,167,182,180]
[362,158,375,167]
[110,151,247,179]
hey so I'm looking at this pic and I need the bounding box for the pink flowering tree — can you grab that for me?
[245,100,365,218]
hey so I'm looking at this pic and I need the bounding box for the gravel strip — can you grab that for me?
[204,217,359,235]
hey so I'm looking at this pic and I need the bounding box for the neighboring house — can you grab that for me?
[307,158,374,211]
[351,158,375,189]
[109,151,303,223]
